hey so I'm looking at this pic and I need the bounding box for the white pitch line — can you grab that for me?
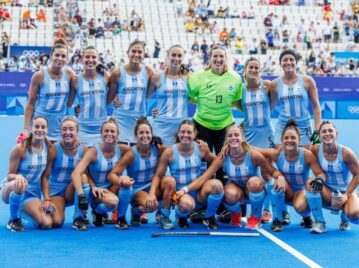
[241,217,321,268]
[257,228,322,268]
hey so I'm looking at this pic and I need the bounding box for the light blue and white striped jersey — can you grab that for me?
[277,148,309,189]
[126,144,158,188]
[76,73,108,126]
[17,142,48,196]
[277,76,310,121]
[114,65,149,116]
[156,72,188,118]
[169,142,202,189]
[318,144,351,192]
[88,144,121,188]
[49,142,83,188]
[241,81,271,127]
[36,68,70,115]
[223,151,259,188]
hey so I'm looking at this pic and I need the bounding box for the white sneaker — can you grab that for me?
[310,221,327,234]
[339,221,350,231]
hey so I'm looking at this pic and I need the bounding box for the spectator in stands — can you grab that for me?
[176,0,183,16]
[219,28,230,46]
[112,16,122,29]
[87,18,96,37]
[229,28,236,40]
[153,40,161,58]
[29,18,37,29]
[323,21,332,42]
[95,27,105,39]
[216,6,227,18]
[230,9,240,18]
[112,24,121,36]
[37,8,46,22]
[104,17,113,31]
[248,38,258,54]
[74,11,82,26]
[323,3,332,22]
[0,7,11,21]
[354,22,359,43]
[305,28,315,49]
[332,22,340,42]
[282,15,289,25]
[282,29,289,43]
[200,39,209,64]
[185,19,195,32]
[191,40,199,53]
[233,58,244,74]
[208,20,217,33]
[266,29,274,49]
[264,13,273,28]
[248,6,255,19]
[260,39,267,54]
[1,31,10,59]
[19,55,37,72]
[234,37,244,54]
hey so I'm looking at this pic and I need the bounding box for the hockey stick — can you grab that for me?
[152,231,260,238]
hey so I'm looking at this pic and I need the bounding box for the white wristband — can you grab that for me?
[182,186,189,193]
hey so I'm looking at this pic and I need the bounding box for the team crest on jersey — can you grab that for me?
[294,86,302,95]
[228,85,234,91]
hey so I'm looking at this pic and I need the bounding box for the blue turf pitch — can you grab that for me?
[0,117,358,268]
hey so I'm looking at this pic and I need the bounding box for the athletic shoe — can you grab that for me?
[7,218,25,232]
[302,216,313,228]
[83,213,89,225]
[110,210,118,224]
[245,216,262,230]
[159,214,176,230]
[177,217,189,228]
[230,212,242,227]
[130,208,141,227]
[261,210,272,223]
[339,220,350,231]
[271,218,283,232]
[140,213,148,224]
[92,210,105,227]
[203,216,219,230]
[310,221,327,234]
[282,211,291,225]
[217,209,231,224]
[72,217,88,231]
[188,209,205,223]
[115,216,129,230]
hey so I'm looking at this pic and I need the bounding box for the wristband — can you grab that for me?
[44,198,51,202]
[182,186,189,193]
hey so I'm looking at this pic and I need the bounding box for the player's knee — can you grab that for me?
[107,195,119,209]
[163,176,176,190]
[247,177,264,192]
[224,189,238,204]
[179,199,194,213]
[39,217,53,230]
[293,202,308,214]
[207,179,223,194]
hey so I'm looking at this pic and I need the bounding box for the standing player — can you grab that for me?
[312,121,359,230]
[147,120,223,230]
[271,49,321,148]
[109,40,159,145]
[188,45,242,222]
[71,118,130,227]
[75,46,115,147]
[22,39,77,142]
[237,57,276,223]
[257,120,328,234]
[2,117,52,231]
[108,117,167,229]
[152,44,189,146]
[41,116,89,230]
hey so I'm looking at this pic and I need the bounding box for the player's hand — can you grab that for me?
[120,176,134,187]
[145,193,158,211]
[309,177,324,192]
[338,193,349,206]
[16,132,28,143]
[113,97,121,108]
[276,175,286,193]
[310,130,321,145]
[152,108,158,117]
[14,175,27,192]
